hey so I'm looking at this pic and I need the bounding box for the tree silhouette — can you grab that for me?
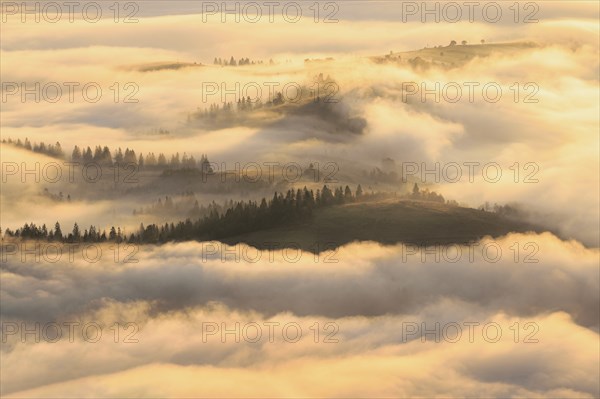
[356,184,363,198]
[54,222,62,241]
[72,223,81,242]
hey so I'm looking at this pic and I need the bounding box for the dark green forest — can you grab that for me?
[3,185,367,244]
[3,183,451,245]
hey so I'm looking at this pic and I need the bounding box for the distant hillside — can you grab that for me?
[222,198,546,251]
[373,41,540,68]
[133,62,203,72]
[127,42,540,75]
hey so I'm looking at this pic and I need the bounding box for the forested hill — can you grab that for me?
[3,185,545,252]
[221,198,544,251]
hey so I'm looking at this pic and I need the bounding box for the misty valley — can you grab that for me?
[1,3,598,398]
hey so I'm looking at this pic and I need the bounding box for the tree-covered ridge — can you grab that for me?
[4,185,369,244]
[2,184,454,245]
[189,73,337,124]
[2,137,64,158]
[3,137,213,171]
[70,145,213,171]
[211,56,298,66]
[213,56,267,66]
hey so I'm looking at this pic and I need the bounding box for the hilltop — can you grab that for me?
[222,198,545,251]
[373,41,539,68]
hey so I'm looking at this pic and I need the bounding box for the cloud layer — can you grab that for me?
[1,235,599,396]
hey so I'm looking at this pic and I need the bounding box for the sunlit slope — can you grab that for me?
[374,41,539,68]
[223,198,545,251]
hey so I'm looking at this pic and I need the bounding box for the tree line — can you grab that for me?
[192,73,336,121]
[3,137,214,171]
[3,185,365,244]
[213,56,271,66]
[3,184,456,245]
[192,92,285,121]
[2,138,64,158]
[70,145,213,170]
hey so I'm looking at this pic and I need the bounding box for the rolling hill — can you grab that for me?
[373,41,539,68]
[222,198,546,251]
